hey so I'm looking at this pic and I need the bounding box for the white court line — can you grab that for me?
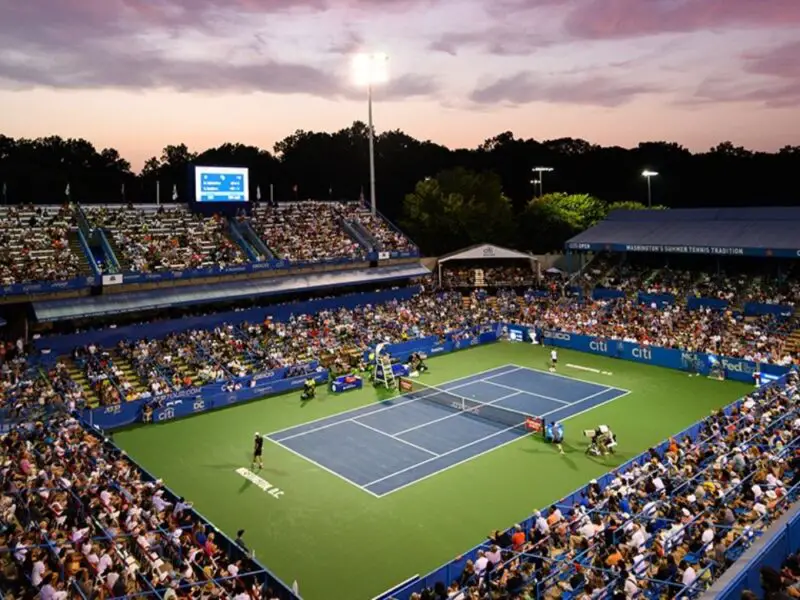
[509,363,631,394]
[351,419,439,457]
[375,427,532,497]
[364,422,524,489]
[392,392,525,436]
[264,436,382,498]
[482,379,570,405]
[372,388,632,497]
[273,379,490,442]
[265,363,522,439]
[542,390,632,421]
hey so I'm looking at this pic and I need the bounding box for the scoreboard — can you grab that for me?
[194,166,249,203]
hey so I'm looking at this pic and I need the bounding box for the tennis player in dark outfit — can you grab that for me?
[252,432,264,470]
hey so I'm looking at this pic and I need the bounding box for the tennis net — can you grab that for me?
[398,377,535,429]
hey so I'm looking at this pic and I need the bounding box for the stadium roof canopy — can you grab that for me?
[33,263,429,322]
[566,207,800,258]
[438,243,533,263]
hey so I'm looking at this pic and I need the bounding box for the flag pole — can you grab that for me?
[269,184,274,205]
[156,180,161,205]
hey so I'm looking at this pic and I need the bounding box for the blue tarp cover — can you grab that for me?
[567,208,800,255]
[33,264,429,322]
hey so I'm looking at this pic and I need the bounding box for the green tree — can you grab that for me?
[519,193,607,253]
[402,168,515,255]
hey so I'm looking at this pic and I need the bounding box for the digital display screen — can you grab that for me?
[194,166,249,202]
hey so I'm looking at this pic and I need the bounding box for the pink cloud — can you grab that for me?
[565,0,800,40]
[470,73,658,106]
[692,41,800,108]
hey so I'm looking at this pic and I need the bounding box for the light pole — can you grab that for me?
[530,179,541,195]
[642,170,659,208]
[532,166,553,196]
[353,53,388,216]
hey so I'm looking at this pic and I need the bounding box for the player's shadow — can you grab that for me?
[584,450,630,465]
[522,442,580,471]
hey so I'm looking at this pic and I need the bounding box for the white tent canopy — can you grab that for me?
[438,243,533,264]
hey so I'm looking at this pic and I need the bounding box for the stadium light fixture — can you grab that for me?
[642,170,659,208]
[352,53,389,216]
[531,166,553,196]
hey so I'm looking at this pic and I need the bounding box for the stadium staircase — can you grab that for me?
[112,351,150,397]
[343,218,378,253]
[67,230,95,276]
[461,295,472,308]
[61,357,101,408]
[474,269,485,287]
[102,230,132,271]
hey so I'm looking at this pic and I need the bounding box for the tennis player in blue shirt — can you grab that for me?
[545,421,565,455]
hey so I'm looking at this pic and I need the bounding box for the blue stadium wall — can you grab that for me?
[37,286,422,358]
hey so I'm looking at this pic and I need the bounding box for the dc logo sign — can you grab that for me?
[193,399,205,412]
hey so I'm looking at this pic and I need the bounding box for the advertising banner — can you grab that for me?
[532,328,789,383]
[86,371,329,430]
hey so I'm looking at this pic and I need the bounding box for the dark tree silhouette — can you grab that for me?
[0,123,797,253]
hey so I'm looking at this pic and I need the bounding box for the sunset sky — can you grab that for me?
[1,0,798,170]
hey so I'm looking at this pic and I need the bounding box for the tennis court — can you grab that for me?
[267,364,629,497]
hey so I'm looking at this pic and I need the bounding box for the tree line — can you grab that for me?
[0,125,797,254]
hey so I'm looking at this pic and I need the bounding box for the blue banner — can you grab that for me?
[527,328,790,383]
[331,376,364,393]
[592,289,625,300]
[566,242,800,259]
[743,302,794,318]
[119,254,378,286]
[637,292,675,306]
[365,329,499,363]
[1,251,392,297]
[1,276,97,297]
[687,296,729,311]
[86,371,330,430]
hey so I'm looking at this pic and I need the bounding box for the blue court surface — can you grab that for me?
[266,364,629,497]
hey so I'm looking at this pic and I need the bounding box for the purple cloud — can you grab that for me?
[0,0,436,99]
[469,73,658,106]
[693,41,800,108]
[564,0,800,40]
[428,30,554,56]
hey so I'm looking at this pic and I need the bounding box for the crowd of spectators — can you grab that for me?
[594,258,800,308]
[84,205,246,273]
[0,205,84,285]
[47,283,799,408]
[0,415,274,600]
[249,202,364,263]
[442,267,535,288]
[527,298,796,364]
[412,370,800,599]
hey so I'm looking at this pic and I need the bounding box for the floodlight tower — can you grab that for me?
[353,53,389,216]
[642,170,659,208]
[532,166,553,196]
